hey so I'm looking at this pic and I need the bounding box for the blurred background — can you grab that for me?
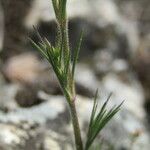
[0,0,149,149]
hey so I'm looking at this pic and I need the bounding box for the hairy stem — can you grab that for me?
[52,1,83,149]
[61,82,83,150]
[69,99,83,150]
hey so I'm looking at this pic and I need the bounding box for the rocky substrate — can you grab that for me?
[0,62,150,149]
[0,0,149,149]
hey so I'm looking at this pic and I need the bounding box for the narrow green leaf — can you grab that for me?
[99,93,112,115]
[33,26,44,44]
[72,31,84,78]
[85,93,123,150]
[61,0,67,19]
[46,45,54,66]
[52,0,59,20]
[29,38,48,59]
[88,89,98,130]
[86,89,98,141]
[64,52,70,76]
[44,38,51,48]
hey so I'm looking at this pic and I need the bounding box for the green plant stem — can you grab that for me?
[57,19,83,150]
[60,86,83,150]
[51,1,83,149]
[68,98,83,150]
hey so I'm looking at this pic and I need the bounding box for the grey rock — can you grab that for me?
[0,83,18,112]
[0,87,149,150]
[0,95,65,124]
[75,64,99,92]
[0,122,40,150]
